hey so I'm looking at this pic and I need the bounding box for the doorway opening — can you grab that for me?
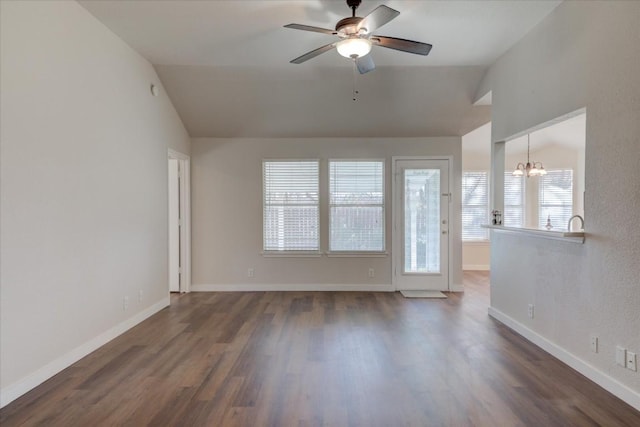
[392,157,451,292]
[168,149,191,293]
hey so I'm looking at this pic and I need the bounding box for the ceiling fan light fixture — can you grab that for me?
[336,37,372,59]
[285,2,430,74]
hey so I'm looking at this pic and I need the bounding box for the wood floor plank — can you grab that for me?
[2,271,639,426]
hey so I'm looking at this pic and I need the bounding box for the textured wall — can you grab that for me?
[483,1,640,397]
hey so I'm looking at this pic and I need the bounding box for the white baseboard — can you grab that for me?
[192,283,395,292]
[0,296,170,408]
[488,307,640,411]
[463,264,490,271]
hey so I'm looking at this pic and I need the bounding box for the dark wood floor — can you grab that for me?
[2,271,639,426]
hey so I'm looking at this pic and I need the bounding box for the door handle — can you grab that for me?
[442,230,448,235]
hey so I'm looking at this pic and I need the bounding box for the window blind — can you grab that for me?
[538,169,573,229]
[462,172,489,240]
[263,160,319,251]
[329,161,384,251]
[504,172,525,227]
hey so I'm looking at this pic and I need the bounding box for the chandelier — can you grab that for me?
[512,134,547,177]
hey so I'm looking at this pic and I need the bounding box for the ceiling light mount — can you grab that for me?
[346,0,362,17]
[335,17,364,37]
[512,134,547,177]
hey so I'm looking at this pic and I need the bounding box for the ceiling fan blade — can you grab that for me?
[290,42,338,64]
[356,55,375,74]
[357,5,400,34]
[371,35,432,56]
[284,24,337,36]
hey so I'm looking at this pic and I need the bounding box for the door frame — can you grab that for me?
[168,149,191,293]
[391,156,453,291]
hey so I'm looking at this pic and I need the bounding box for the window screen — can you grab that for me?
[329,161,384,251]
[263,160,319,251]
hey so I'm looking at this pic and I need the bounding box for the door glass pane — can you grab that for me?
[404,169,440,273]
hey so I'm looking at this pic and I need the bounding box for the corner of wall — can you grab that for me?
[488,307,640,411]
[0,297,169,408]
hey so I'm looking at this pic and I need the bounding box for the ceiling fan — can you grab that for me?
[284,0,432,74]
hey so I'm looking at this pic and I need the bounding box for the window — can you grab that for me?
[263,160,319,251]
[329,160,384,251]
[504,172,525,227]
[538,169,573,229]
[462,171,489,240]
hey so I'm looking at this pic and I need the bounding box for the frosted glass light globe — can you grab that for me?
[337,38,372,59]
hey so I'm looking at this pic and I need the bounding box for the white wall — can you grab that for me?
[0,1,190,406]
[191,137,463,291]
[481,1,640,408]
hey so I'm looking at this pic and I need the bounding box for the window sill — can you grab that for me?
[262,251,322,258]
[325,251,388,258]
[463,240,490,245]
[261,251,388,258]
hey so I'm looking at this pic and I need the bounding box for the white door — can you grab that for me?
[168,159,180,292]
[393,159,449,291]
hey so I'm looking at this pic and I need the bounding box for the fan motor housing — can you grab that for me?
[335,17,364,37]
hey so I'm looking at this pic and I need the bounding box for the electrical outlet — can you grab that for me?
[123,296,129,311]
[368,268,375,278]
[626,351,637,372]
[247,268,254,278]
[138,290,143,303]
[590,335,598,353]
[527,304,534,319]
[616,346,627,366]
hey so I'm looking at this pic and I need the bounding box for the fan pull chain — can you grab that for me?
[352,60,359,101]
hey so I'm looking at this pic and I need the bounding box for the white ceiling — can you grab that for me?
[80,0,561,68]
[508,112,586,154]
[463,113,586,155]
[79,0,562,138]
[155,64,490,138]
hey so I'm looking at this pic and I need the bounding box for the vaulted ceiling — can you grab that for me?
[80,0,561,138]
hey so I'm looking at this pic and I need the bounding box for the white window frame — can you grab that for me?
[327,159,386,255]
[262,159,320,256]
[462,171,489,241]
